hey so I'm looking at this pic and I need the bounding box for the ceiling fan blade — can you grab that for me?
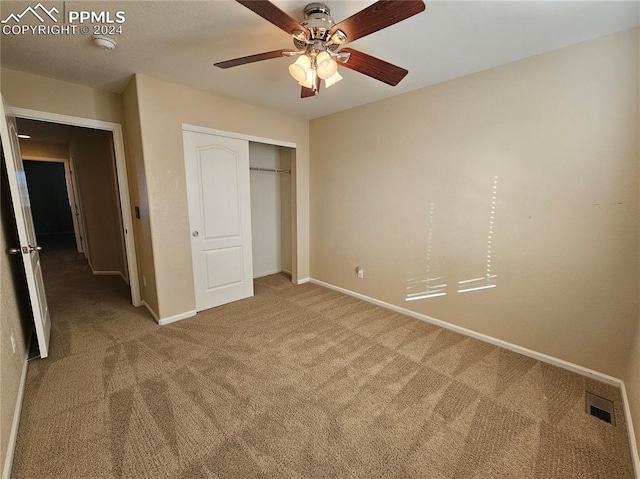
[301,86,316,98]
[339,48,408,86]
[301,76,322,98]
[330,0,425,43]
[214,49,295,69]
[237,1,310,35]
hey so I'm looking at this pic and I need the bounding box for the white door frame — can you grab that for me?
[22,156,85,254]
[182,124,299,283]
[14,108,141,307]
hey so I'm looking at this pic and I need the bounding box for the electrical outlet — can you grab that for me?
[356,266,364,279]
[10,333,16,354]
[142,276,147,287]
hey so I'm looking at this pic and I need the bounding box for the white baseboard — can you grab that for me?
[142,301,196,326]
[158,310,196,326]
[2,355,28,479]
[297,277,310,285]
[281,269,292,275]
[309,278,621,387]
[621,381,640,478]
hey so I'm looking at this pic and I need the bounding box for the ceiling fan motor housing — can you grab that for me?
[302,3,334,39]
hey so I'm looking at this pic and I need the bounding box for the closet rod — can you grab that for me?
[249,167,291,174]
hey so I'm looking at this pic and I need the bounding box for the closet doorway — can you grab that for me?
[249,142,293,279]
[182,124,299,313]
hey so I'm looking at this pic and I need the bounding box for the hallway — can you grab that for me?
[36,234,147,361]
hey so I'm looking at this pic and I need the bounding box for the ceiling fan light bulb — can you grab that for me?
[288,55,311,83]
[324,71,343,88]
[316,51,337,79]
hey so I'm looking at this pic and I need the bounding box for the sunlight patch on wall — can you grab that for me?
[406,202,448,301]
[406,176,499,301]
[457,176,499,294]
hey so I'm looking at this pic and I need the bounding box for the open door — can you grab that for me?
[1,97,51,358]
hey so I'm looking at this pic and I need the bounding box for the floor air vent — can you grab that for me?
[585,392,615,425]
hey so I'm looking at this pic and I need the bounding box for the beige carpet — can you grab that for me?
[11,244,635,478]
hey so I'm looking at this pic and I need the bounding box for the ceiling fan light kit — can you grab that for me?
[215,0,426,98]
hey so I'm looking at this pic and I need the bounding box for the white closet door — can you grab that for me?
[183,130,253,311]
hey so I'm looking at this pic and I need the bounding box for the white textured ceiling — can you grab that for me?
[1,1,638,119]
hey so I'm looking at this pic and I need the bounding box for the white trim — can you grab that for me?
[281,269,292,275]
[11,108,142,307]
[68,156,88,257]
[158,310,197,326]
[142,301,196,326]
[621,381,640,478]
[297,277,310,285]
[181,124,296,149]
[309,278,622,387]
[158,309,197,326]
[2,355,28,479]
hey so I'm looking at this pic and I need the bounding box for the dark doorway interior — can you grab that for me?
[23,160,74,238]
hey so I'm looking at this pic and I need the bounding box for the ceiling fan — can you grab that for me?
[214,1,426,98]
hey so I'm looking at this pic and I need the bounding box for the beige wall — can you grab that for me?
[1,68,124,124]
[133,74,309,319]
[310,29,639,378]
[623,24,640,469]
[122,76,158,313]
[0,177,30,475]
[19,141,68,160]
[70,128,126,275]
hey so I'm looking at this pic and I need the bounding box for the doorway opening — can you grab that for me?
[13,109,140,307]
[18,119,130,285]
[22,160,78,252]
[249,142,293,279]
